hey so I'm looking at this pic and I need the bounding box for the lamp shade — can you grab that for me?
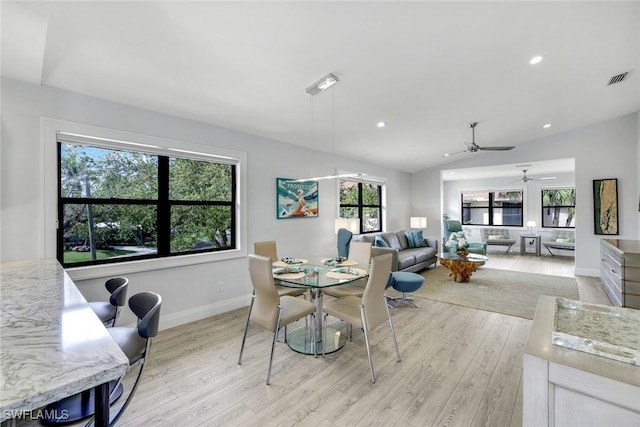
[410,217,427,229]
[526,220,536,228]
[335,218,359,234]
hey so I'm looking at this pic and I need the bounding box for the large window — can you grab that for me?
[58,142,236,267]
[541,188,576,228]
[338,179,383,234]
[461,190,523,226]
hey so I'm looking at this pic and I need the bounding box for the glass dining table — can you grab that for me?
[272,257,369,355]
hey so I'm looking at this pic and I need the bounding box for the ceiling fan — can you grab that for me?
[514,169,556,183]
[443,122,516,157]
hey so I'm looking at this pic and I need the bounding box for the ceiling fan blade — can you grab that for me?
[538,176,556,180]
[477,145,516,151]
[442,149,468,157]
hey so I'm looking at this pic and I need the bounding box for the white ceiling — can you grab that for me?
[442,157,575,181]
[2,2,639,173]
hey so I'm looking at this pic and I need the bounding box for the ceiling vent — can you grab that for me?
[607,72,629,86]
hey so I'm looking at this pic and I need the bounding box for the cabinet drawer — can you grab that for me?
[624,280,640,297]
[600,265,622,294]
[601,243,623,264]
[624,293,640,309]
[601,252,622,279]
[625,252,640,267]
[624,266,640,282]
[601,278,622,307]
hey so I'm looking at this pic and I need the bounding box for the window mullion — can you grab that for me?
[157,156,170,255]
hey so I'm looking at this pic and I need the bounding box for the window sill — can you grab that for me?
[66,249,245,281]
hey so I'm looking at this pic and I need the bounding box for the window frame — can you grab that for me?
[43,118,247,280]
[540,187,576,229]
[338,179,384,234]
[57,144,238,267]
[461,190,524,227]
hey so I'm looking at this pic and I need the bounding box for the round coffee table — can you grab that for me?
[438,252,489,283]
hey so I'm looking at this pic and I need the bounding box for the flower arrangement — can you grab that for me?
[446,231,469,252]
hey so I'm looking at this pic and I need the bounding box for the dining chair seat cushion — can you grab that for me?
[276,285,307,298]
[323,296,364,327]
[108,327,147,365]
[390,272,425,293]
[323,283,365,298]
[88,301,117,323]
[252,295,315,330]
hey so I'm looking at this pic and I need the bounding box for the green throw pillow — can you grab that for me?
[405,230,427,248]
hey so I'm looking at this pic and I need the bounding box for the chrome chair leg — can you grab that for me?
[266,306,283,385]
[359,304,375,383]
[237,294,255,365]
[385,301,401,362]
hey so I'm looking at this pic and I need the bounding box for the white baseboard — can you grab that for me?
[158,294,251,331]
[575,267,599,277]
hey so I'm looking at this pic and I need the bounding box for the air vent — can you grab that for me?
[607,72,628,86]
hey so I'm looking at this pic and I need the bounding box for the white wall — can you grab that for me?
[442,172,576,252]
[412,113,639,276]
[0,78,411,329]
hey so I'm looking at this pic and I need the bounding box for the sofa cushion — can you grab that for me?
[395,231,409,250]
[404,248,429,263]
[397,252,416,270]
[381,232,402,250]
[405,230,427,248]
[356,234,376,243]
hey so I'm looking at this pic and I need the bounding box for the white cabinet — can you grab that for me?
[523,296,640,427]
[600,239,640,309]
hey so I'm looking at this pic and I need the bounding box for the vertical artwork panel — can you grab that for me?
[593,178,618,235]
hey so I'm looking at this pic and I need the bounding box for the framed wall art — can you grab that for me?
[276,178,318,219]
[593,178,619,235]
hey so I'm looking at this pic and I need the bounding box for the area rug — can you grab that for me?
[412,266,579,319]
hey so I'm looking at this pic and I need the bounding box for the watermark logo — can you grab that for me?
[3,409,69,421]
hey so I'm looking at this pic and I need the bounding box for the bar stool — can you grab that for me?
[42,292,162,426]
[89,277,129,327]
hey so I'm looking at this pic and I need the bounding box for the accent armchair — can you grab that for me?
[443,220,487,256]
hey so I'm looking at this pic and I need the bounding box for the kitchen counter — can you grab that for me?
[0,259,128,424]
[523,295,640,427]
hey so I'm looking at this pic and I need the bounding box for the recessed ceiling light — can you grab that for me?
[376,121,386,128]
[530,55,543,65]
[543,123,551,128]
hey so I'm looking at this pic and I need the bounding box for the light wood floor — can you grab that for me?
[17,254,609,427]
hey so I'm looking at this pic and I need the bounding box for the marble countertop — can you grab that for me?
[526,296,640,387]
[0,259,129,421]
[552,298,639,365]
[602,238,640,255]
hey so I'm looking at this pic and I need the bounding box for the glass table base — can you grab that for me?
[287,327,346,355]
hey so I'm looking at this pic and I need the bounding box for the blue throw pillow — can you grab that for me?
[373,236,388,247]
[405,230,427,248]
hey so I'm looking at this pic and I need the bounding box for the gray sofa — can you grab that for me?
[353,229,438,272]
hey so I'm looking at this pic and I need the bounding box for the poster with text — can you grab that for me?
[276,178,319,219]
